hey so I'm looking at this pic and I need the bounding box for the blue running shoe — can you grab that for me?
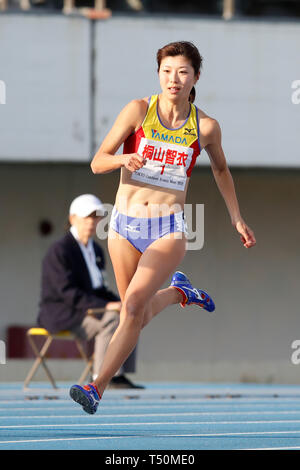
[171,271,215,312]
[69,383,101,414]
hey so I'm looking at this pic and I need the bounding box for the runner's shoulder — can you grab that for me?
[197,108,221,139]
[125,97,149,117]
[122,97,149,131]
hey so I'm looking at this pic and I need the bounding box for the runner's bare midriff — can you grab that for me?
[115,167,190,217]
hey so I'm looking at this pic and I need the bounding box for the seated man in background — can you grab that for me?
[37,194,143,389]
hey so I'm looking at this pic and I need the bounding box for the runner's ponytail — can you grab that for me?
[189,86,196,103]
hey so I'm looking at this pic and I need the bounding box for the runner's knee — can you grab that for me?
[123,292,146,322]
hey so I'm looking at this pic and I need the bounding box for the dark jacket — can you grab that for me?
[37,231,119,334]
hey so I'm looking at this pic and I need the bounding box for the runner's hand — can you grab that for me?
[235,220,256,248]
[105,301,122,313]
[123,153,146,172]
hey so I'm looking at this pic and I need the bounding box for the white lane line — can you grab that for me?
[0,436,136,445]
[2,430,300,445]
[1,399,300,406]
[243,446,300,450]
[0,412,245,419]
[1,404,300,412]
[159,431,300,437]
[2,410,300,419]
[2,419,300,429]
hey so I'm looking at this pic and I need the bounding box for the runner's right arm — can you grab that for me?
[91,99,148,174]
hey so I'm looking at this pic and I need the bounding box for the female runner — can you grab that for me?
[70,41,256,414]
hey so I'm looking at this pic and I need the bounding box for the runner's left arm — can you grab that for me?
[205,119,256,249]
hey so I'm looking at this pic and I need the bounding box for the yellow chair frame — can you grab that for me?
[23,308,109,390]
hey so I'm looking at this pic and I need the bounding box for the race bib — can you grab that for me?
[131,138,193,191]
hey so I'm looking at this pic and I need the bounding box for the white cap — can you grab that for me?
[69,194,106,217]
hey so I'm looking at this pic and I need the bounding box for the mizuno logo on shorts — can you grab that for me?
[124,225,141,233]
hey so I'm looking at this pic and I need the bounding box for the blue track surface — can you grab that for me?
[1,382,300,450]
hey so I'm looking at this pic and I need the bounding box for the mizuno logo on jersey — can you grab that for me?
[183,127,197,136]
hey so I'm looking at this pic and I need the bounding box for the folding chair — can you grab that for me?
[23,307,111,390]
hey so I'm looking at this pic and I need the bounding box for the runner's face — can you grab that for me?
[159,55,198,101]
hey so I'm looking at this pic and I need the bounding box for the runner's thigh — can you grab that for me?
[108,228,142,301]
[124,234,186,307]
